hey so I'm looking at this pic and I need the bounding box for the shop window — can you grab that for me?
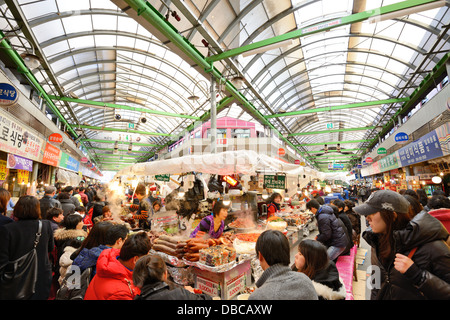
[231,129,250,138]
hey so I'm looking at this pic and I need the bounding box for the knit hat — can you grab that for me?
[354,190,410,216]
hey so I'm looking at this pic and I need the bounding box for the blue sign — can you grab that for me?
[395,132,409,143]
[398,130,443,167]
[0,83,18,106]
[357,164,362,169]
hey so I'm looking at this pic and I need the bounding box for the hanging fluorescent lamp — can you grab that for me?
[368,0,445,23]
[242,39,294,57]
[128,143,132,152]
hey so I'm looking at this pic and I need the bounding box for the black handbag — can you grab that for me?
[0,220,42,300]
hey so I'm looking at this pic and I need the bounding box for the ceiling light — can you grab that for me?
[20,52,41,70]
[242,39,294,57]
[368,0,445,23]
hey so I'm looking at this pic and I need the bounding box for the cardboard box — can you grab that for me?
[193,259,252,300]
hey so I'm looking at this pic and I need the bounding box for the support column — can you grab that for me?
[210,74,217,154]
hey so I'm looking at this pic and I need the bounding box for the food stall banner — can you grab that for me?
[264,174,286,189]
[42,142,61,167]
[7,154,33,171]
[0,160,6,181]
[59,152,80,172]
[0,109,44,162]
[398,130,444,167]
[434,122,450,156]
[17,169,29,184]
[378,151,401,172]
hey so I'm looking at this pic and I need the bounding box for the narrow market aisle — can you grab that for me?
[288,213,372,300]
[353,214,371,300]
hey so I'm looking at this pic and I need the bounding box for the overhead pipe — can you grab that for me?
[0,30,100,166]
[119,0,307,160]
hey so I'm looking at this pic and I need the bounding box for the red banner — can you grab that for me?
[42,142,60,167]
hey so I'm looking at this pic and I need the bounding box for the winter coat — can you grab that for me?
[84,248,139,300]
[0,219,54,300]
[345,209,361,239]
[134,281,212,300]
[315,205,349,249]
[72,244,111,274]
[59,199,76,217]
[311,261,346,300]
[363,211,450,300]
[39,195,61,219]
[249,263,318,300]
[54,228,88,263]
[90,201,106,221]
[428,208,450,234]
[58,245,78,285]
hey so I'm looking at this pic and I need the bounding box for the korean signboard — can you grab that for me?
[42,142,61,167]
[0,109,44,162]
[7,154,33,171]
[0,83,18,106]
[59,152,80,172]
[264,174,286,189]
[397,130,443,167]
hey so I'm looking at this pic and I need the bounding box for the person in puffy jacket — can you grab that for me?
[427,195,450,235]
[306,199,349,261]
[355,190,450,300]
[133,254,211,300]
[292,239,346,300]
[84,231,151,300]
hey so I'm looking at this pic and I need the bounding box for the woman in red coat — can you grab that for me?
[84,232,151,300]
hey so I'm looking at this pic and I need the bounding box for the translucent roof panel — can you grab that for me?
[1,0,448,172]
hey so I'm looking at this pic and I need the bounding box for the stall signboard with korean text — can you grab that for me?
[264,175,286,189]
[7,154,33,171]
[378,151,400,172]
[48,133,63,144]
[395,132,409,144]
[0,160,6,181]
[155,174,170,182]
[0,83,18,106]
[17,169,29,184]
[59,152,80,172]
[42,142,61,167]
[0,110,44,162]
[398,130,444,167]
[377,147,387,155]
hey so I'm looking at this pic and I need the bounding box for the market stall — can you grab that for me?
[111,150,323,299]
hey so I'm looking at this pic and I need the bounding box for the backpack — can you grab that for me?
[55,266,93,300]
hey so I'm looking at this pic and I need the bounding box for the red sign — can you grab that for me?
[80,157,88,163]
[277,148,285,156]
[49,133,63,144]
[42,142,60,167]
[365,157,373,163]
[294,159,300,165]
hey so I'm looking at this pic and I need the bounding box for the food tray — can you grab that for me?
[149,249,187,267]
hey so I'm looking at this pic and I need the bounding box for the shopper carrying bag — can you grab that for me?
[0,196,55,300]
[0,221,42,299]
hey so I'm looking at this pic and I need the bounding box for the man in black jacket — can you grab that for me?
[39,186,61,219]
[306,199,349,261]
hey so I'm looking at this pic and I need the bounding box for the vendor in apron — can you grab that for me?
[266,192,282,219]
[131,183,151,230]
[190,200,229,239]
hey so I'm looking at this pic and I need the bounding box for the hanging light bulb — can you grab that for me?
[178,180,185,198]
[223,193,231,206]
[284,188,290,201]
[262,184,269,200]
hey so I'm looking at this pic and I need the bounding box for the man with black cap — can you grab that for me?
[355,189,450,300]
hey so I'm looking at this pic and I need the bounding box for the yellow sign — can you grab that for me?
[0,160,6,180]
[17,169,29,184]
